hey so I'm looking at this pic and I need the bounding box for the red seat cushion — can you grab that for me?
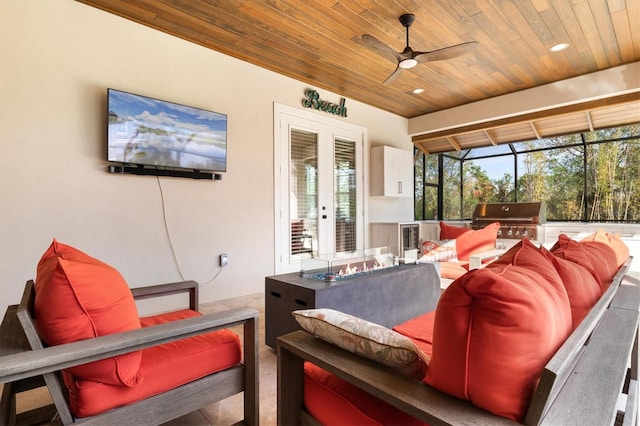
[63,309,241,418]
[34,239,142,387]
[303,312,437,425]
[393,311,436,357]
[439,221,470,239]
[439,260,470,280]
[454,222,500,261]
[304,362,428,426]
[426,240,572,422]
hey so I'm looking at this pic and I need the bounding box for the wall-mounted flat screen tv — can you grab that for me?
[107,88,227,173]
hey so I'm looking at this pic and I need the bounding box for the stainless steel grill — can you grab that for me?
[471,202,546,240]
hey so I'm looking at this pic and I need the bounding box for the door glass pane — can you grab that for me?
[334,138,356,254]
[290,129,318,259]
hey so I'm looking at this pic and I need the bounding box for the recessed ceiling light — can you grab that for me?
[550,43,569,52]
[413,88,425,94]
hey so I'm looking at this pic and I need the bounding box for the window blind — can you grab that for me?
[334,138,356,253]
[290,129,317,258]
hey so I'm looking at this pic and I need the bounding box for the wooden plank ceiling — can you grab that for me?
[77,0,640,153]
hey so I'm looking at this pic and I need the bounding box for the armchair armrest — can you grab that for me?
[131,280,199,311]
[468,249,506,270]
[277,330,516,426]
[0,306,259,384]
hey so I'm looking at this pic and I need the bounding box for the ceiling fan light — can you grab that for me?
[550,43,569,52]
[399,58,417,69]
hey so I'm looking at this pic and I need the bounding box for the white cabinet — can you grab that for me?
[370,146,413,197]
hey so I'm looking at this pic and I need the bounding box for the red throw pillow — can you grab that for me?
[34,239,142,387]
[454,222,500,261]
[439,222,470,239]
[551,234,619,289]
[426,249,571,422]
[540,246,602,330]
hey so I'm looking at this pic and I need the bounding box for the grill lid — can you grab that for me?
[472,202,546,224]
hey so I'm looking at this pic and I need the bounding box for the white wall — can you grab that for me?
[0,0,410,314]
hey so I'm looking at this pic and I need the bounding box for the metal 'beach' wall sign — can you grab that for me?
[302,89,347,117]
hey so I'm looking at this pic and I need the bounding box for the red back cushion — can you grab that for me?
[426,242,571,421]
[439,222,470,239]
[488,239,562,287]
[551,234,619,289]
[605,233,630,268]
[454,222,500,261]
[580,230,630,268]
[34,239,142,387]
[540,246,602,330]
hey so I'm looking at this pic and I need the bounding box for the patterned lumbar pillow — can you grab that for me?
[421,239,458,261]
[293,308,429,379]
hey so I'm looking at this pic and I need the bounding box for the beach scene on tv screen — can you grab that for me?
[107,90,227,172]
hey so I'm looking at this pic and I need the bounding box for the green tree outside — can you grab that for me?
[415,124,640,222]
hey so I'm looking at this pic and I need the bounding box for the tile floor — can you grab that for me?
[15,292,278,426]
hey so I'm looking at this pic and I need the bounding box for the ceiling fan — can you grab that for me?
[363,14,478,84]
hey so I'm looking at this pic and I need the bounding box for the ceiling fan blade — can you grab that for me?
[362,34,401,63]
[414,41,478,63]
[382,65,403,85]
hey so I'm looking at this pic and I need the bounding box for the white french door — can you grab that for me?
[274,103,366,273]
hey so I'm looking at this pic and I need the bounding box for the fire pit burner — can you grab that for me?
[300,247,396,282]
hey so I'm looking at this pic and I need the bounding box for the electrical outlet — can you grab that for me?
[220,254,229,267]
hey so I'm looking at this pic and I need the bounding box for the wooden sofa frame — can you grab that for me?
[277,258,639,426]
[0,280,259,425]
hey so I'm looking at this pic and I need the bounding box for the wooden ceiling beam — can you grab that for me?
[446,136,462,151]
[415,143,431,155]
[529,121,542,139]
[412,93,640,144]
[586,111,595,132]
[484,130,497,145]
